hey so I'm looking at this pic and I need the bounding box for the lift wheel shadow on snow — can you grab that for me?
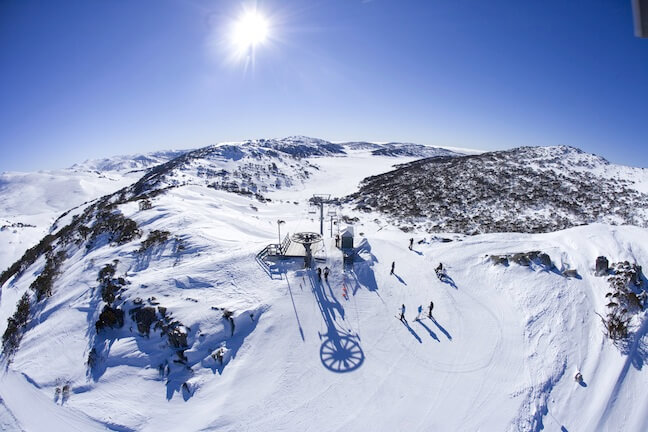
[320,336,364,373]
[305,270,365,373]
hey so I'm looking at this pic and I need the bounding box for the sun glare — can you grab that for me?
[231,10,269,52]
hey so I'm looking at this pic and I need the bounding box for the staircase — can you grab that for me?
[255,234,292,279]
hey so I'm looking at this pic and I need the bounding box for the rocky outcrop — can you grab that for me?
[488,251,554,269]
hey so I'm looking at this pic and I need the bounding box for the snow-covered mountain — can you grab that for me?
[349,145,648,234]
[69,149,190,173]
[342,140,464,157]
[1,138,647,432]
[0,137,452,272]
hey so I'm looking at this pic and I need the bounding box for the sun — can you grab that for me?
[231,10,269,52]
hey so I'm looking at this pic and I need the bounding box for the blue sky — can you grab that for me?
[1,0,647,172]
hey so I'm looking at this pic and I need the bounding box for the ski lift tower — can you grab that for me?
[310,194,331,236]
[290,232,322,268]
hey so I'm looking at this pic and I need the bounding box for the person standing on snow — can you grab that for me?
[317,267,322,280]
[324,266,330,281]
[391,261,395,275]
[415,304,423,321]
[409,238,414,250]
[428,301,434,318]
[399,304,406,322]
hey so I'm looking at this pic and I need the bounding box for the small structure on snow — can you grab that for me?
[341,226,354,249]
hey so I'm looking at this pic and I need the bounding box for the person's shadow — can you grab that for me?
[439,274,457,289]
[430,317,452,340]
[416,319,440,341]
[392,273,407,286]
[400,319,422,343]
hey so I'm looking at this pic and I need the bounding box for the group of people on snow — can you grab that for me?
[394,238,442,324]
[316,266,331,281]
[399,301,434,322]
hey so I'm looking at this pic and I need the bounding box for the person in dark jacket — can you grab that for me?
[428,301,434,318]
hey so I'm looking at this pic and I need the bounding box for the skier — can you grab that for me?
[324,266,330,281]
[390,261,395,275]
[335,234,340,248]
[428,300,434,318]
[415,304,423,321]
[409,238,414,250]
[399,304,406,322]
[317,267,322,280]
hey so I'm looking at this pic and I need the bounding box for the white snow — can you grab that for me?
[0,144,647,431]
[0,169,141,272]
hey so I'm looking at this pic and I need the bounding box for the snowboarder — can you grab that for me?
[428,301,434,318]
[399,304,406,322]
[575,371,583,383]
[409,238,414,250]
[324,266,330,280]
[435,263,444,279]
[415,305,423,321]
[317,267,322,279]
[390,261,395,275]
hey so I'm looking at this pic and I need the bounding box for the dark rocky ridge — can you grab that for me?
[347,146,648,234]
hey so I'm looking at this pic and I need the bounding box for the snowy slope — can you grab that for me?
[0,149,192,272]
[0,170,137,272]
[349,146,648,234]
[1,141,647,432]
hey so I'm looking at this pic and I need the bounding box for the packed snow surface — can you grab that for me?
[1,140,647,431]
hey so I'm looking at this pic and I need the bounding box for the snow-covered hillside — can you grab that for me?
[349,146,648,234]
[0,148,188,267]
[1,139,647,432]
[0,169,138,272]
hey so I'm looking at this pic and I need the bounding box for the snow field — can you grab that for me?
[0,149,647,431]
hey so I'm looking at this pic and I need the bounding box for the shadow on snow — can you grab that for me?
[300,269,365,373]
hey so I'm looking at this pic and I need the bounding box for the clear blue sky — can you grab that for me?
[1,0,647,172]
